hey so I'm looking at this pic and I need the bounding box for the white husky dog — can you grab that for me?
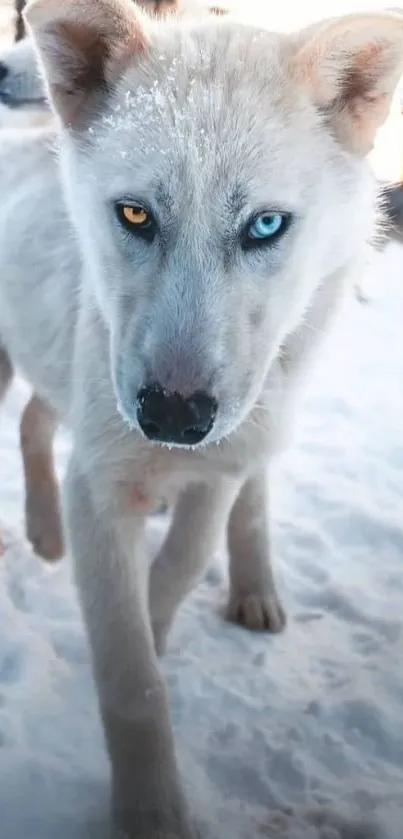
[1,0,402,835]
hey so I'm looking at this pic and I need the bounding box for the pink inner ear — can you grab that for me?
[56,21,111,94]
[26,0,150,128]
[290,15,403,155]
[342,41,388,102]
[56,17,148,93]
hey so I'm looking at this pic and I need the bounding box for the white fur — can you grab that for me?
[1,1,402,836]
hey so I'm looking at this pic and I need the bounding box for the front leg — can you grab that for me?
[149,478,239,656]
[226,470,286,633]
[63,454,194,839]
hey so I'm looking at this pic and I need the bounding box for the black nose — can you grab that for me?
[136,385,217,445]
[0,62,8,84]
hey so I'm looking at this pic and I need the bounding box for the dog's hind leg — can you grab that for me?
[226,470,286,633]
[20,394,64,561]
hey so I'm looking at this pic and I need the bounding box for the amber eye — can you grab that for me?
[122,205,149,225]
[116,201,156,243]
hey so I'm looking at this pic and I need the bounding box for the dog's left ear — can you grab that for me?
[290,12,403,155]
[24,0,149,125]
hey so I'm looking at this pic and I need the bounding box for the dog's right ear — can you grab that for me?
[24,0,150,125]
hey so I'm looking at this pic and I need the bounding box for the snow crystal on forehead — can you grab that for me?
[85,57,221,164]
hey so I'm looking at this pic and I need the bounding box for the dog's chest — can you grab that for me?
[116,434,250,516]
[117,446,199,515]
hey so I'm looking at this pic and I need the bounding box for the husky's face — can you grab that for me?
[25,0,403,447]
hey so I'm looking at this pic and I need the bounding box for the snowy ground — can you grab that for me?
[1,240,403,839]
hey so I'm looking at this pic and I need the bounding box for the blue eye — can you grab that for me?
[245,212,290,247]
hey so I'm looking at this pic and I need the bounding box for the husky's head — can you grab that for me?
[25,0,403,448]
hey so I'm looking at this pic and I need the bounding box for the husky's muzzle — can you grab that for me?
[0,61,46,108]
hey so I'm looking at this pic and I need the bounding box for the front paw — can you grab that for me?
[226,589,286,633]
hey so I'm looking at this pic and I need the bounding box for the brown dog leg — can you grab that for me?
[20,394,64,561]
